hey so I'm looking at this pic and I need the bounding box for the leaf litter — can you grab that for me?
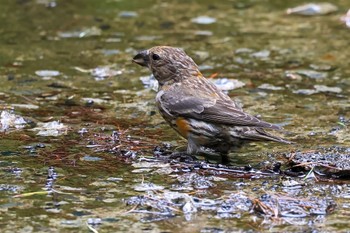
[79,128,342,223]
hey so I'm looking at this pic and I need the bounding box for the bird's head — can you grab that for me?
[133,46,200,85]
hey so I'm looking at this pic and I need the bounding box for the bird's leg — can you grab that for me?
[160,137,200,162]
[153,143,196,162]
[197,147,231,164]
[158,137,199,162]
[219,152,230,165]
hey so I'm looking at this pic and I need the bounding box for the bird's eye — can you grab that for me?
[152,54,161,60]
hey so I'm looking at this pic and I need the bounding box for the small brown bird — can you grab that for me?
[133,46,291,159]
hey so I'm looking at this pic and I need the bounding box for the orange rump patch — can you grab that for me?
[175,117,190,138]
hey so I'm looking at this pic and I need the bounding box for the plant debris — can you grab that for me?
[285,147,350,178]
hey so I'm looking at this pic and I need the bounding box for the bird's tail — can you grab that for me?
[230,127,293,144]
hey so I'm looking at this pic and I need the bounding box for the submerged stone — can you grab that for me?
[118,11,138,18]
[31,121,67,137]
[258,83,284,91]
[292,89,318,95]
[212,78,245,91]
[35,70,60,77]
[314,85,342,94]
[81,155,103,161]
[287,3,338,16]
[191,16,216,24]
[309,63,334,71]
[133,182,164,191]
[290,69,328,79]
[58,26,102,38]
[250,50,270,59]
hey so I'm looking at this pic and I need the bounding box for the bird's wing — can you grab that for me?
[159,91,281,130]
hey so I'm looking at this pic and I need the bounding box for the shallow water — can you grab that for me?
[0,0,350,232]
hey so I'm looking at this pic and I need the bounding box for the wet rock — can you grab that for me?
[140,75,158,91]
[212,78,245,91]
[154,166,174,175]
[292,89,318,95]
[87,218,102,225]
[292,85,341,95]
[106,177,123,182]
[258,83,284,91]
[177,173,215,189]
[10,104,39,109]
[35,70,60,77]
[234,48,253,54]
[132,168,153,173]
[281,179,303,189]
[254,193,335,218]
[118,11,138,18]
[59,219,80,227]
[132,161,170,169]
[182,201,197,214]
[218,192,252,216]
[31,121,68,136]
[10,167,23,176]
[105,37,122,43]
[309,63,334,71]
[90,66,123,80]
[74,66,123,81]
[0,110,28,132]
[0,184,22,192]
[201,227,225,233]
[191,16,216,24]
[135,35,161,41]
[314,85,342,94]
[194,30,213,36]
[103,198,118,203]
[233,57,252,65]
[90,181,112,187]
[285,69,328,80]
[59,186,85,191]
[198,65,214,70]
[233,1,254,10]
[36,0,57,8]
[294,69,328,79]
[100,49,120,56]
[58,26,102,38]
[250,50,270,59]
[287,3,338,16]
[81,97,109,105]
[285,71,303,80]
[133,182,164,192]
[192,51,210,60]
[78,128,88,135]
[193,198,216,211]
[153,145,172,157]
[81,155,103,161]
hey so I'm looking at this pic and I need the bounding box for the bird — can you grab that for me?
[133,46,291,161]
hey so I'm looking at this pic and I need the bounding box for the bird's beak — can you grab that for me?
[132,50,149,67]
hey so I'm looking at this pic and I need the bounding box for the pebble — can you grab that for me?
[191,16,216,24]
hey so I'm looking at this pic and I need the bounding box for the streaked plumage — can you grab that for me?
[133,46,291,156]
